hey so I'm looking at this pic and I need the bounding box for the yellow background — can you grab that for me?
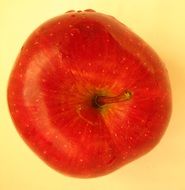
[0,0,185,189]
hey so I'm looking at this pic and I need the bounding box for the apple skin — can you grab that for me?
[7,10,171,178]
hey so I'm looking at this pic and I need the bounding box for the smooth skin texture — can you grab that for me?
[8,10,171,178]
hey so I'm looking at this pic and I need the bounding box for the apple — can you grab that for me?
[7,9,172,178]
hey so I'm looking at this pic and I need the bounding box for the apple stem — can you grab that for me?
[94,90,132,107]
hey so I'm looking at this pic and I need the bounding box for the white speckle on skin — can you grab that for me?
[34,41,39,45]
[35,99,39,103]
[70,32,74,36]
[78,106,82,110]
[55,135,58,139]
[43,150,47,154]
[108,154,112,158]
[107,24,111,28]
[64,33,68,39]
[45,131,50,136]
[58,21,61,25]
[86,25,90,29]
[125,67,128,70]
[78,131,82,135]
[160,104,164,108]
[112,70,116,74]
[69,24,73,28]
[129,137,133,140]
[79,159,83,162]
[88,62,92,66]
[42,79,46,83]
[64,144,68,148]
[141,119,145,123]
[15,110,19,113]
[122,156,126,160]
[19,74,23,78]
[102,69,105,73]
[133,105,137,108]
[61,108,65,111]
[25,124,30,128]
[114,133,118,137]
[49,33,54,36]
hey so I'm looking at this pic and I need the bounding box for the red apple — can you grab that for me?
[7,9,172,178]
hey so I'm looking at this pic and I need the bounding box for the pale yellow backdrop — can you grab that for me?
[0,0,185,190]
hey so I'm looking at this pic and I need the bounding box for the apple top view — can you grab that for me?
[7,9,172,178]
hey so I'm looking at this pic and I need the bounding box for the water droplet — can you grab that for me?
[66,10,75,13]
[84,9,95,12]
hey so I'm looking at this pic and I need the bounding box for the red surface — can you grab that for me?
[8,10,171,177]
